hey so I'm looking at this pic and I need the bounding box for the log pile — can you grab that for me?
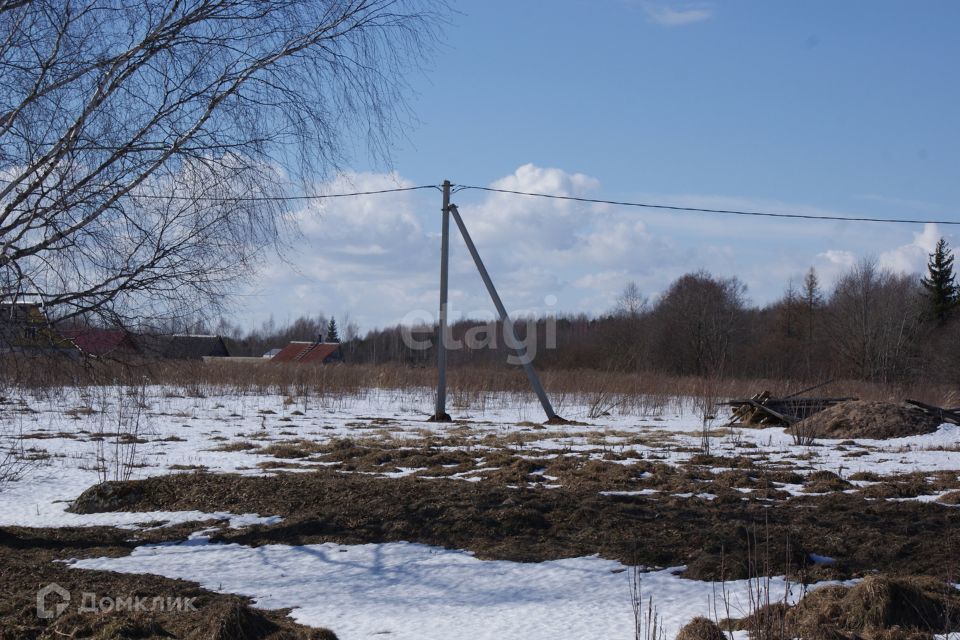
[723,391,855,427]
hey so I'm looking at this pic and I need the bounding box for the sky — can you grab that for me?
[238,0,960,333]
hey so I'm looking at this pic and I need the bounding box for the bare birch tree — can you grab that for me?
[826,258,922,381]
[0,0,442,326]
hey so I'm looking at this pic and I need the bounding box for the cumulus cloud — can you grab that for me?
[295,171,425,256]
[879,223,940,274]
[465,164,600,251]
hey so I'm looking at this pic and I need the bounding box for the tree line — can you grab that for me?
[343,239,960,384]
[183,238,958,385]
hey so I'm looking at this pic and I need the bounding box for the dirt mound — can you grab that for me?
[675,616,726,640]
[786,575,960,638]
[789,401,942,440]
[69,481,146,513]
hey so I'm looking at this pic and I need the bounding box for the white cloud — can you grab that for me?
[879,223,940,274]
[812,249,857,289]
[465,164,600,251]
[245,171,439,329]
[818,249,857,268]
[296,171,424,248]
[641,2,713,27]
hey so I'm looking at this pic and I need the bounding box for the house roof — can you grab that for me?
[137,334,230,359]
[60,328,137,356]
[273,341,341,364]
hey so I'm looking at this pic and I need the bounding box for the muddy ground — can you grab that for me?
[66,460,960,583]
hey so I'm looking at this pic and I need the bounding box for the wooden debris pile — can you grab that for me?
[905,399,960,426]
[723,390,855,427]
[725,390,960,429]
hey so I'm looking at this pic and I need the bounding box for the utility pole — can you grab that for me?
[429,182,563,424]
[431,179,452,422]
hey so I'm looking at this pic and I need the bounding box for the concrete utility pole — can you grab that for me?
[430,183,563,423]
[431,179,452,422]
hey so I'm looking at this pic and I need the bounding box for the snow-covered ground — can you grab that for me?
[72,537,841,640]
[2,385,958,638]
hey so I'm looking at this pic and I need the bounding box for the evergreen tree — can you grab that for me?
[326,317,340,342]
[921,238,958,323]
[802,266,822,341]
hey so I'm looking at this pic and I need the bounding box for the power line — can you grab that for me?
[457,185,960,226]
[119,180,958,226]
[134,184,439,202]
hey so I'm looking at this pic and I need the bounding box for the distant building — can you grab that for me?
[137,334,231,360]
[262,348,282,359]
[272,339,343,364]
[0,303,75,355]
[60,328,140,358]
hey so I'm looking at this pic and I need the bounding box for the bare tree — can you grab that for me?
[615,281,648,318]
[0,0,442,327]
[649,270,747,377]
[826,258,922,381]
[781,277,799,339]
[604,281,649,371]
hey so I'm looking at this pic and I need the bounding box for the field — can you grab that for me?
[1,367,959,639]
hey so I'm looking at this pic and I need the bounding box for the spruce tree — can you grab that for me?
[921,237,958,323]
[802,266,822,341]
[326,317,340,342]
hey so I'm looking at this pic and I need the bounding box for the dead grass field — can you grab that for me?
[2,364,959,638]
[3,357,958,407]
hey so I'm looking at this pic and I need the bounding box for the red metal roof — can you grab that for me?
[299,342,341,364]
[60,328,137,356]
[272,341,341,364]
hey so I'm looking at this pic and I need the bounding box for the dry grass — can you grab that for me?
[676,617,725,640]
[259,440,326,459]
[785,575,960,638]
[802,470,853,493]
[210,440,261,452]
[3,357,958,414]
[937,491,960,505]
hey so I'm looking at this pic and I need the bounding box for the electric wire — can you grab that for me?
[132,184,439,202]
[106,180,958,226]
[456,185,960,226]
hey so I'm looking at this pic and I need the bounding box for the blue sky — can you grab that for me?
[239,0,960,332]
